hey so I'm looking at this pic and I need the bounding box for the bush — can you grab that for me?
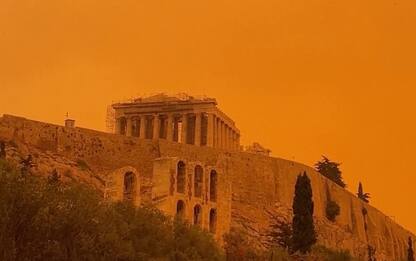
[326,200,340,222]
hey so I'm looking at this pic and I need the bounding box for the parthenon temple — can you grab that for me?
[112,94,241,150]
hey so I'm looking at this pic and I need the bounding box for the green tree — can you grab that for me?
[315,156,346,188]
[357,182,370,203]
[409,237,415,261]
[292,172,316,254]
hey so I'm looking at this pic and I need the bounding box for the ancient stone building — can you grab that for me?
[112,94,240,150]
[0,94,414,260]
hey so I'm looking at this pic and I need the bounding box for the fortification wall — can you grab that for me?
[0,114,414,260]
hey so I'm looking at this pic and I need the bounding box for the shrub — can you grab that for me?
[326,200,340,222]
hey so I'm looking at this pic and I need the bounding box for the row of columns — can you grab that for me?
[116,112,240,151]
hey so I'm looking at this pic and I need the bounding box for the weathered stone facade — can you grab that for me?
[112,94,240,151]
[0,112,414,260]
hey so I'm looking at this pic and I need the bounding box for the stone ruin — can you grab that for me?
[0,93,414,261]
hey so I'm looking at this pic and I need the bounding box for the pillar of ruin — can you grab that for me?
[195,113,201,146]
[166,114,173,142]
[181,114,188,144]
[126,117,132,136]
[139,115,146,139]
[115,118,121,135]
[215,117,220,148]
[220,121,225,149]
[207,113,215,147]
[153,114,160,140]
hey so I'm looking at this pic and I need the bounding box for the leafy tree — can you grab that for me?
[292,172,316,254]
[326,200,340,222]
[409,237,415,261]
[315,156,346,188]
[357,182,370,203]
[269,218,293,251]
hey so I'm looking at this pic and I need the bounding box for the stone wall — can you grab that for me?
[0,114,414,260]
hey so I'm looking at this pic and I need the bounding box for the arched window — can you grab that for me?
[119,117,127,135]
[209,209,217,233]
[210,170,217,202]
[123,172,136,202]
[194,165,203,198]
[177,161,186,193]
[176,200,186,219]
[194,204,202,226]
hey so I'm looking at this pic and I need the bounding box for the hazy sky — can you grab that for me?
[0,0,415,233]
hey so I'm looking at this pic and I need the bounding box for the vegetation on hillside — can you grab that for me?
[315,156,346,188]
[0,156,366,261]
[0,158,223,261]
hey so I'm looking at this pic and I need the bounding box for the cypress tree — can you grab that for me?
[409,237,415,261]
[292,172,316,254]
[357,182,370,203]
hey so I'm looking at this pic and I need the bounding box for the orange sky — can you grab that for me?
[0,0,415,233]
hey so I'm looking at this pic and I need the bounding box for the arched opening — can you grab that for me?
[209,209,217,233]
[123,171,136,202]
[210,170,217,202]
[177,161,186,193]
[119,117,127,135]
[194,204,202,226]
[176,200,186,219]
[194,165,203,198]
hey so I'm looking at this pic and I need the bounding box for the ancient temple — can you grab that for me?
[112,94,241,150]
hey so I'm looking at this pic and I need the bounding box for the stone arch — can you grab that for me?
[209,208,217,233]
[194,165,203,198]
[210,170,217,202]
[123,172,136,202]
[106,166,140,206]
[177,161,186,193]
[194,204,202,226]
[176,200,186,219]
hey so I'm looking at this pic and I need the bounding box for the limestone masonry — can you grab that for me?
[0,94,414,261]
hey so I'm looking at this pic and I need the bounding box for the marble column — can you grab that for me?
[115,118,121,134]
[126,117,132,136]
[195,113,201,146]
[181,114,188,144]
[139,115,146,139]
[153,114,160,140]
[207,113,215,147]
[166,114,173,142]
[215,118,220,148]
[220,122,225,149]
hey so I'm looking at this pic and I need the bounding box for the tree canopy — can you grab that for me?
[315,156,346,188]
